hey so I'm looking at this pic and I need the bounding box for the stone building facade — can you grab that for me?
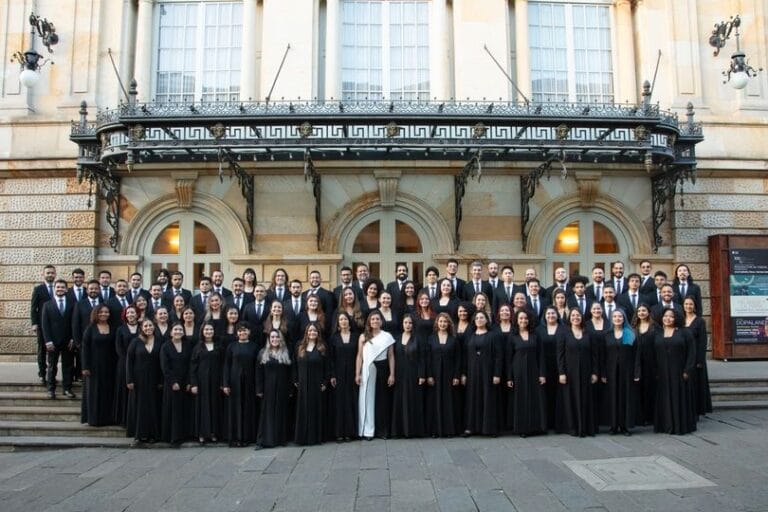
[1,0,767,360]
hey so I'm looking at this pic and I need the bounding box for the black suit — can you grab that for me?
[212,286,233,300]
[445,277,466,300]
[146,296,171,319]
[526,294,550,324]
[105,295,131,329]
[385,280,408,311]
[491,283,524,315]
[162,287,192,305]
[128,287,151,304]
[585,283,606,304]
[673,281,703,316]
[616,292,642,320]
[600,301,624,322]
[639,275,655,296]
[651,302,684,324]
[226,293,253,316]
[301,287,334,317]
[67,285,87,304]
[610,277,628,296]
[73,297,102,346]
[98,286,115,302]
[567,294,593,316]
[30,282,55,377]
[546,281,571,299]
[41,297,76,392]
[463,280,494,302]
[189,293,212,318]
[243,301,269,343]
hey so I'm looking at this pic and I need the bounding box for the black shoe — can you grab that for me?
[47,391,56,399]
[461,430,472,438]
[63,390,76,399]
[623,430,632,437]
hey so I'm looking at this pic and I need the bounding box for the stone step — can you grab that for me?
[712,400,768,411]
[0,420,125,438]
[0,382,83,393]
[710,387,768,402]
[0,436,134,451]
[0,405,82,422]
[0,392,82,407]
[710,378,768,388]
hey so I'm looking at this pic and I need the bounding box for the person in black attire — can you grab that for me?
[256,329,293,448]
[223,323,260,446]
[30,265,57,382]
[328,312,359,441]
[602,309,640,436]
[462,310,503,437]
[390,314,426,438]
[682,297,712,416]
[293,323,330,445]
[81,304,117,426]
[654,309,697,435]
[536,306,565,431]
[556,308,598,437]
[41,279,76,399]
[160,323,193,446]
[506,309,547,437]
[426,312,461,437]
[190,322,223,445]
[631,303,658,426]
[114,305,140,426]
[126,319,163,444]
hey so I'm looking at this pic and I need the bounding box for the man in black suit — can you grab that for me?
[353,263,370,298]
[419,266,440,300]
[333,266,358,306]
[486,261,501,290]
[646,271,669,307]
[211,270,233,300]
[243,284,269,344]
[30,264,57,382]
[526,278,549,324]
[566,276,593,316]
[73,280,103,355]
[41,279,76,399]
[67,268,86,304]
[651,284,683,323]
[98,270,115,303]
[600,285,624,322]
[546,266,571,298]
[638,260,655,295]
[266,268,288,305]
[190,276,213,318]
[585,265,606,304]
[283,279,304,319]
[617,273,643,320]
[155,268,171,294]
[464,260,493,301]
[163,271,192,305]
[672,264,703,315]
[227,277,252,315]
[386,263,410,311]
[301,270,335,316]
[105,279,132,329]
[492,265,523,314]
[128,272,151,303]
[444,258,466,300]
[610,261,628,296]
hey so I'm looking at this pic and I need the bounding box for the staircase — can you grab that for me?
[710,378,768,411]
[0,381,131,450]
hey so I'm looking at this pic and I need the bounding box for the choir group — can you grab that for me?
[29,259,713,448]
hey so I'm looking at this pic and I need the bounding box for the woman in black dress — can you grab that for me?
[360,278,383,318]
[511,292,528,317]
[242,268,257,295]
[433,278,458,321]
[133,295,148,323]
[414,291,436,343]
[536,306,565,431]
[556,308,598,437]
[426,312,461,437]
[333,287,365,335]
[223,323,259,446]
[255,329,293,448]
[462,310,503,437]
[126,319,163,444]
[602,309,640,436]
[329,312,358,441]
[293,323,330,445]
[181,306,199,346]
[632,303,657,425]
[390,314,425,438]
[203,293,226,334]
[683,297,712,416]
[496,304,514,430]
[379,291,400,337]
[654,309,697,435]
[551,289,569,325]
[474,293,494,325]
[506,309,547,437]
[154,306,171,343]
[453,302,473,434]
[586,301,608,428]
[262,301,291,350]
[81,305,117,426]
[398,280,418,317]
[190,322,223,444]
[114,305,139,426]
[169,295,186,325]
[299,295,328,342]
[160,323,193,446]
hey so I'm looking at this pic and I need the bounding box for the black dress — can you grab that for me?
[636,324,658,425]
[432,298,459,322]
[223,341,260,444]
[685,317,713,415]
[125,338,163,441]
[293,347,330,445]
[390,335,425,438]
[602,331,640,433]
[380,310,400,338]
[113,324,138,426]
[160,340,193,444]
[189,342,223,440]
[556,330,598,437]
[506,332,547,435]
[256,353,292,448]
[413,316,435,344]
[463,330,503,436]
[81,325,117,426]
[329,332,358,439]
[654,328,697,435]
[425,333,461,437]
[535,324,564,430]
[586,319,610,427]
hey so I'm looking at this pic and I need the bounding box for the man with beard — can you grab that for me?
[333,266,357,305]
[212,270,233,300]
[30,265,57,383]
[610,261,627,296]
[41,279,76,399]
[386,263,410,311]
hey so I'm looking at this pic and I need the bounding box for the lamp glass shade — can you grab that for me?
[19,68,40,88]
[730,71,749,90]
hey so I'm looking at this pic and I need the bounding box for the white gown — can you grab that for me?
[358,331,395,437]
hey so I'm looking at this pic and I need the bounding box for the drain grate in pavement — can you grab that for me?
[562,456,716,491]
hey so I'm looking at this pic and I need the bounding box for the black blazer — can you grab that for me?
[128,287,151,303]
[609,277,628,296]
[616,293,641,321]
[189,294,210,318]
[585,283,605,303]
[673,281,703,316]
[41,297,75,347]
[463,280,494,302]
[162,287,192,305]
[212,286,233,300]
[30,283,55,327]
[650,302,684,324]
[105,295,131,329]
[491,283,525,315]
[301,288,335,317]
[446,277,466,300]
[73,296,102,344]
[226,292,253,315]
[639,275,656,295]
[566,294,594,316]
[526,294,550,324]
[67,286,88,304]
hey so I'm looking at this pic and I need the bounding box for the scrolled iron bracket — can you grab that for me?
[651,164,697,253]
[77,165,121,251]
[304,150,322,250]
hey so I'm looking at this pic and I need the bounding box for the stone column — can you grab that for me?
[429,0,449,100]
[241,0,259,100]
[324,0,340,99]
[119,0,137,93]
[514,0,532,102]
[134,0,154,101]
[615,0,637,103]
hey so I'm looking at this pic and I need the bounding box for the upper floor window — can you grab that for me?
[529,2,614,103]
[341,0,429,101]
[155,1,242,103]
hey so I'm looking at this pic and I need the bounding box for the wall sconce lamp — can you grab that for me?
[709,15,762,89]
[10,13,58,88]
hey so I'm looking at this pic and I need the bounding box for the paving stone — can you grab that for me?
[521,458,573,483]
[470,488,517,512]
[435,487,478,512]
[357,468,390,497]
[354,495,390,512]
[324,471,359,495]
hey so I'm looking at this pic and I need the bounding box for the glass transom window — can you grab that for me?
[529,2,614,103]
[155,2,242,103]
[341,0,430,101]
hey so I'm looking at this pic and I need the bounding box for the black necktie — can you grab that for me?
[607,304,613,319]
[579,296,585,314]
[681,283,687,298]
[76,288,82,301]
[235,295,241,309]
[430,286,435,299]
[475,281,480,293]
[102,287,109,300]
[277,287,283,300]
[533,297,538,315]
[294,299,300,315]
[91,299,97,308]
[631,293,637,308]
[616,280,622,295]
[120,297,126,308]
[132,289,138,300]
[58,299,65,314]
[506,286,511,300]
[256,303,262,317]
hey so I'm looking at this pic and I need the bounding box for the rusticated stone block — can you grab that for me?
[0,230,61,247]
[0,336,36,354]
[674,245,709,263]
[61,230,97,246]
[0,247,96,265]
[0,265,98,283]
[0,195,93,213]
[0,300,34,318]
[0,319,31,337]
[0,284,36,300]
[1,177,68,195]
[0,211,96,230]
[65,177,92,193]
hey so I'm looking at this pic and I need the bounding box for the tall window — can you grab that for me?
[155,2,242,103]
[341,0,429,101]
[529,2,614,103]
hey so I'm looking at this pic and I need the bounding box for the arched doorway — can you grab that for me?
[545,211,630,279]
[343,209,435,284]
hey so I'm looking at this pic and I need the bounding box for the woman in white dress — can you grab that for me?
[355,310,396,440]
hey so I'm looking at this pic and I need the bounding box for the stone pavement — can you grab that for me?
[1,409,768,512]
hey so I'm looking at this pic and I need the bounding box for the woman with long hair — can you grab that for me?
[631,303,657,425]
[222,323,259,446]
[255,329,293,448]
[132,295,148,322]
[220,306,241,352]
[114,305,140,426]
[190,322,223,445]
[683,296,712,416]
[126,319,163,444]
[551,289,569,325]
[203,292,225,334]
[474,292,494,325]
[462,310,503,437]
[603,309,640,436]
[414,291,436,343]
[333,286,365,335]
[169,294,186,325]
[453,302,473,434]
[535,306,564,431]
[355,310,396,440]
[556,308,598,437]
[654,309,697,435]
[378,291,400,336]
[361,278,383,318]
[263,300,290,347]
[160,322,193,446]
[506,309,547,437]
[398,280,418,317]
[425,312,461,437]
[496,304,514,431]
[293,323,330,445]
[154,306,171,342]
[242,268,257,294]
[81,304,117,426]
[181,306,198,346]
[390,314,425,438]
[433,278,459,321]
[585,301,608,428]
[328,312,359,441]
[299,294,327,341]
